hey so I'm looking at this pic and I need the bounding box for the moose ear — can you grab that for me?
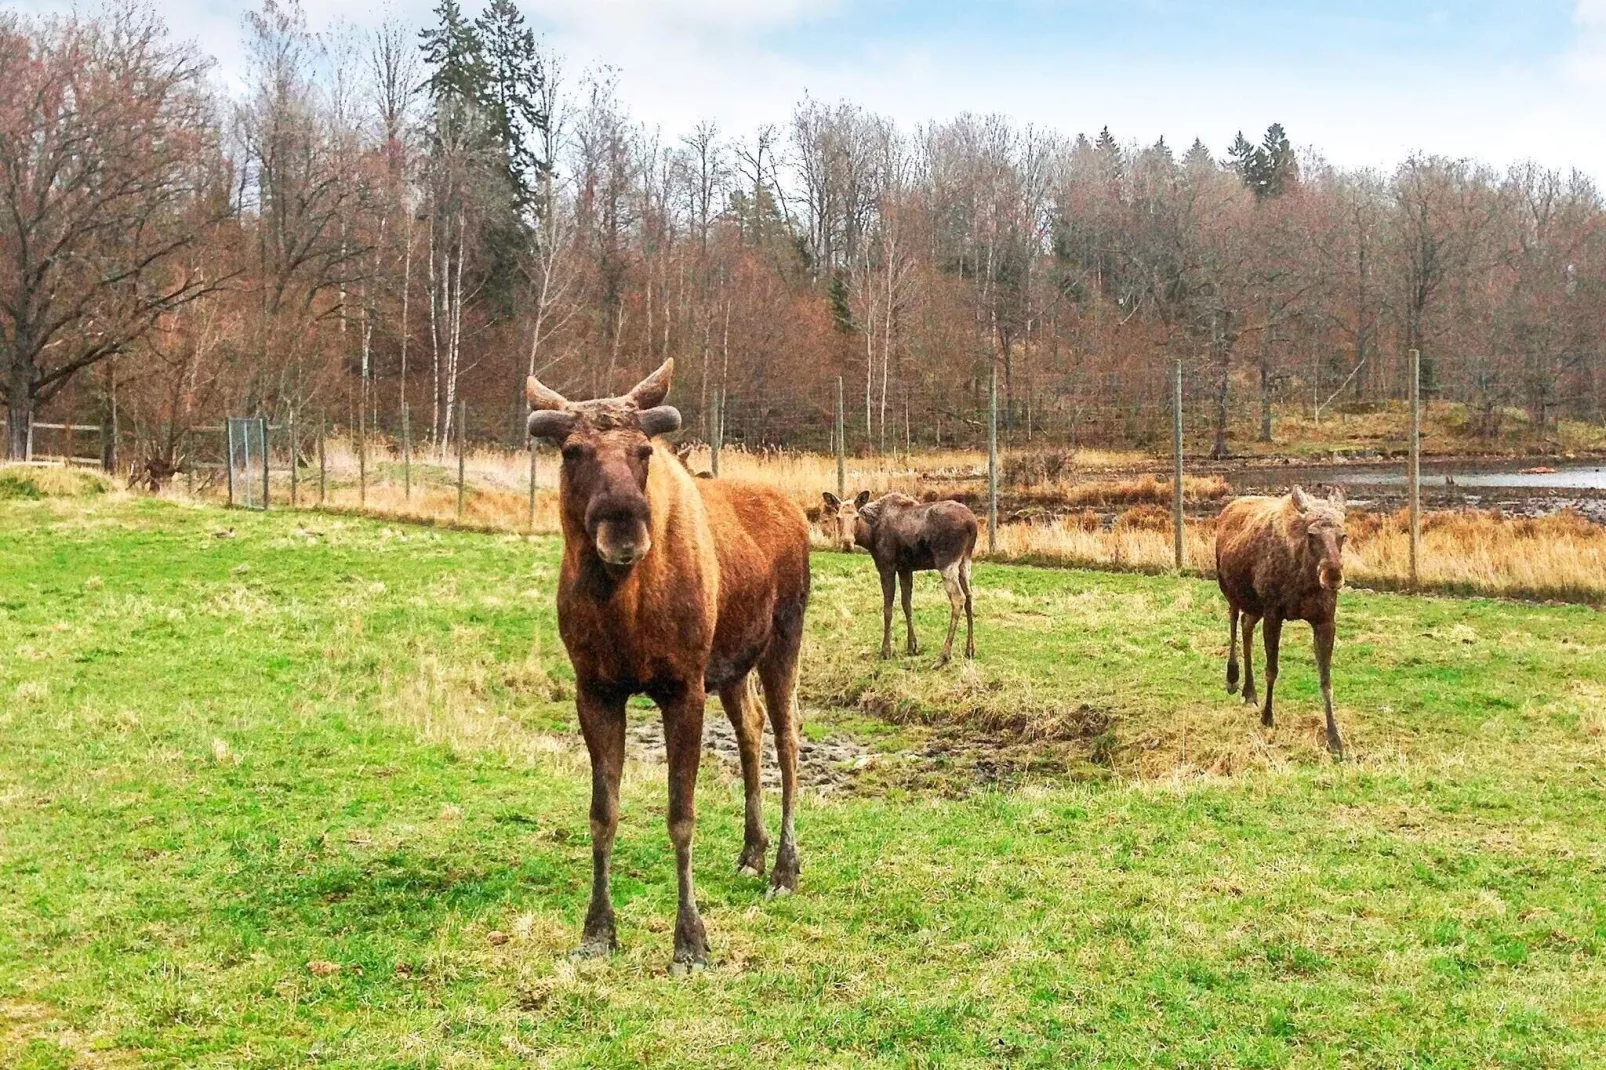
[637,405,681,437]
[528,409,576,442]
[854,490,872,508]
[1327,485,1347,508]
[1290,485,1311,512]
[626,358,674,409]
[822,492,841,509]
[526,375,568,411]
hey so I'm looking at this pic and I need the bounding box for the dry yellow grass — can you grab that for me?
[157,439,1606,604]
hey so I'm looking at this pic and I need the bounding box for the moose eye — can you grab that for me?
[636,444,653,462]
[561,443,585,463]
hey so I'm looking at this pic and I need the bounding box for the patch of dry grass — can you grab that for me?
[169,438,1606,603]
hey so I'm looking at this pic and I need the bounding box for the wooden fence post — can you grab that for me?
[836,376,846,499]
[1173,358,1185,571]
[457,399,467,521]
[1409,348,1421,588]
[987,363,998,555]
[318,417,327,506]
[402,403,412,501]
[259,417,270,509]
[289,410,298,508]
[711,391,723,478]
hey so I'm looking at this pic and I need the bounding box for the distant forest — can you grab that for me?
[4,0,1604,468]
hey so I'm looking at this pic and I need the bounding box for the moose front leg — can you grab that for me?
[574,684,626,957]
[1260,613,1283,728]
[899,568,919,656]
[1314,619,1343,757]
[661,683,710,973]
[879,566,896,659]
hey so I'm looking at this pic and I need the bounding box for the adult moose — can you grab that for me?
[528,360,810,972]
[821,491,977,666]
[1216,485,1348,756]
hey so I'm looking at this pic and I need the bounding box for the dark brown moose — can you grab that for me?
[821,491,977,666]
[528,359,811,972]
[1215,485,1348,756]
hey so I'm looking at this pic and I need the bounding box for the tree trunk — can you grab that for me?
[5,353,35,460]
[5,394,31,461]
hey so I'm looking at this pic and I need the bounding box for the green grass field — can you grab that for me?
[3,495,1606,1067]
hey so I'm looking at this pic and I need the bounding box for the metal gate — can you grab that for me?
[226,417,269,510]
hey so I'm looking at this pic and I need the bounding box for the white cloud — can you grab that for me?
[1567,0,1606,85]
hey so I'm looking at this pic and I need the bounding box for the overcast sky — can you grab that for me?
[8,0,1606,177]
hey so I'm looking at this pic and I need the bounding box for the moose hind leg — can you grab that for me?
[959,556,975,659]
[719,677,768,876]
[1240,613,1260,708]
[1226,605,1241,694]
[936,561,963,667]
[758,640,803,897]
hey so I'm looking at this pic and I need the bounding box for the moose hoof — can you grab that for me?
[569,938,615,961]
[1226,678,1240,695]
[1260,710,1275,728]
[932,654,952,669]
[1327,735,1345,759]
[737,863,764,879]
[667,959,706,978]
[1242,692,1258,708]
[768,845,799,898]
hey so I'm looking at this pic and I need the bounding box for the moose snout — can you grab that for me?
[1320,564,1345,591]
[596,521,651,565]
[587,494,653,567]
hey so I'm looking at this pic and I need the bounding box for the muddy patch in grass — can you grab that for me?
[627,710,873,796]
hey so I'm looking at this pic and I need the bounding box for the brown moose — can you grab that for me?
[821,491,977,666]
[1215,485,1348,756]
[527,359,811,971]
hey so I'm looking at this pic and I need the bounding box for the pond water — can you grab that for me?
[1320,462,1606,490]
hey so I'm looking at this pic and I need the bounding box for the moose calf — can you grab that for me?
[1215,485,1348,756]
[821,491,977,666]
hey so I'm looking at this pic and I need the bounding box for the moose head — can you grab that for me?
[820,490,872,553]
[527,359,683,567]
[1290,485,1348,591]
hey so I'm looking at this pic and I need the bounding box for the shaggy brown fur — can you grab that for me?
[1215,485,1348,756]
[822,491,978,666]
[528,359,811,969]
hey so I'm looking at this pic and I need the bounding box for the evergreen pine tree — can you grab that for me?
[1259,122,1297,198]
[419,0,485,106]
[1182,137,1215,174]
[476,0,549,218]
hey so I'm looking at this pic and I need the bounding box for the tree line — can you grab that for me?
[3,0,1604,470]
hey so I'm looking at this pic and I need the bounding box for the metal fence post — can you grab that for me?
[226,419,236,508]
[987,363,998,555]
[835,376,845,498]
[1409,348,1421,588]
[1173,358,1185,571]
[457,398,467,521]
